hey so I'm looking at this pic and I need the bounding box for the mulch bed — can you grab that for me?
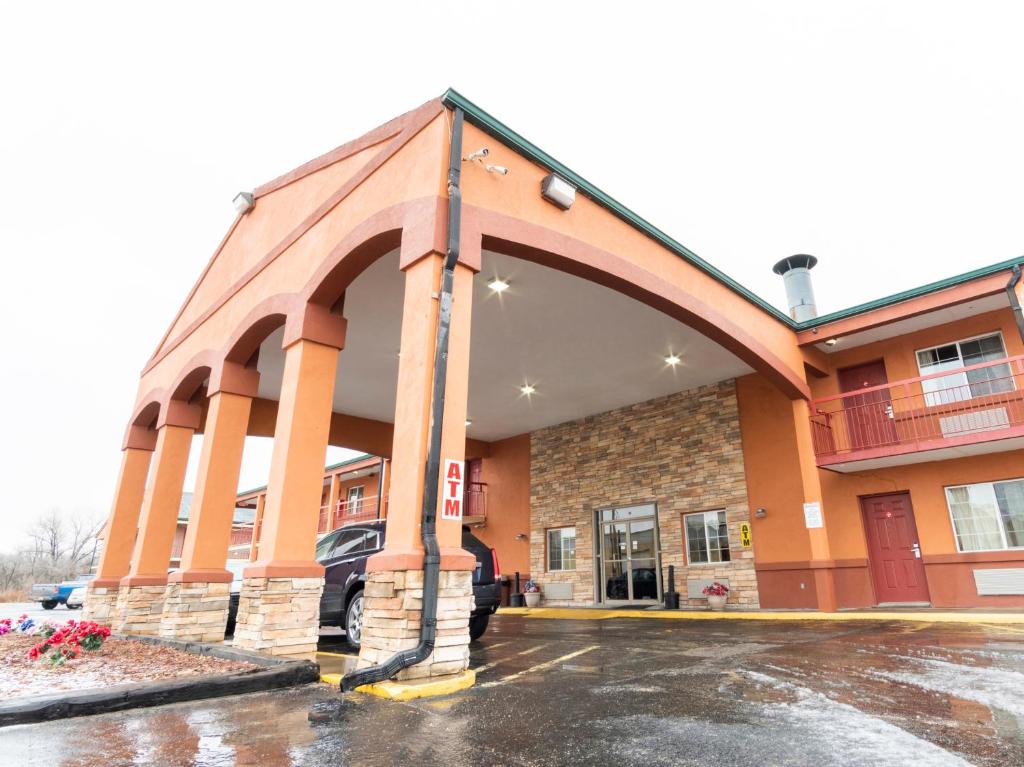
[0,633,257,699]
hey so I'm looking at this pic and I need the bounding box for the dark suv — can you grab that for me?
[314,520,501,649]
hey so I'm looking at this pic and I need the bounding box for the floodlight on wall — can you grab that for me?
[488,278,510,293]
[541,173,576,210]
[520,384,536,395]
[233,192,255,215]
[664,353,682,367]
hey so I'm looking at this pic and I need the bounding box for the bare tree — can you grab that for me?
[24,509,104,579]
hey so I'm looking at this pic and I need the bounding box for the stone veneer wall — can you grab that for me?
[530,380,759,609]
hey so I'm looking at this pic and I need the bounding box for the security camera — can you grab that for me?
[486,165,509,175]
[463,148,489,163]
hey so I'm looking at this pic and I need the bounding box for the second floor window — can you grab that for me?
[346,486,365,515]
[916,332,1012,405]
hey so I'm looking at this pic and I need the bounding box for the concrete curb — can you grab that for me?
[497,607,1024,624]
[351,669,476,700]
[0,634,320,728]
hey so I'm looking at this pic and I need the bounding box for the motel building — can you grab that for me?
[84,90,1024,686]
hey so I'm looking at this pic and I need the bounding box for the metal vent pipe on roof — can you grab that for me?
[772,254,819,322]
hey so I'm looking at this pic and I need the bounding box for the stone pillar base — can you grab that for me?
[114,584,167,635]
[232,576,323,657]
[81,584,120,625]
[159,581,230,643]
[356,569,474,681]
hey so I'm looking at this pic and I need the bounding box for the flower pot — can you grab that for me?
[524,592,542,608]
[707,595,727,611]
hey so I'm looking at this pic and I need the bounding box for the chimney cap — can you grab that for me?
[772,254,818,275]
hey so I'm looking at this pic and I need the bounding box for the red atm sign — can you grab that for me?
[441,459,464,520]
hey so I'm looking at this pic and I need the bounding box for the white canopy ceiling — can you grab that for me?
[257,249,752,444]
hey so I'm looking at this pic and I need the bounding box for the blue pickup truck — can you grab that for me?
[29,575,94,610]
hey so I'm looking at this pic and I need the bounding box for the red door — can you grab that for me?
[860,493,930,604]
[464,458,485,518]
[838,360,899,450]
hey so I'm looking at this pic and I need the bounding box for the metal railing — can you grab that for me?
[318,494,387,532]
[810,355,1024,461]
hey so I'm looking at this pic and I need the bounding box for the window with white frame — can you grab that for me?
[916,333,1013,406]
[684,510,731,564]
[946,479,1024,552]
[346,485,365,515]
[546,527,576,571]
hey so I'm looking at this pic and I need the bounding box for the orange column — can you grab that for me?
[327,473,341,531]
[436,261,474,553]
[122,421,195,585]
[246,338,339,577]
[791,398,837,611]
[249,493,265,562]
[171,391,252,582]
[93,444,154,587]
[371,252,475,571]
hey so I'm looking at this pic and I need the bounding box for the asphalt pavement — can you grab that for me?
[2,613,1023,766]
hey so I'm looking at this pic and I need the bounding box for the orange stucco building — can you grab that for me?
[85,89,1024,684]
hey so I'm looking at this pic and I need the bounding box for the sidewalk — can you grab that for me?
[498,605,1024,624]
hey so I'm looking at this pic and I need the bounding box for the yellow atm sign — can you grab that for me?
[739,522,752,549]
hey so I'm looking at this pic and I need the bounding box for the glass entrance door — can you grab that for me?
[596,504,661,603]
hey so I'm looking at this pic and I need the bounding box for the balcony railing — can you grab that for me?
[810,355,1024,464]
[318,494,386,532]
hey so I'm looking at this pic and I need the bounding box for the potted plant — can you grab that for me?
[702,582,729,611]
[523,580,542,607]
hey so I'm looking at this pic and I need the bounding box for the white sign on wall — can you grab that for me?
[803,501,823,529]
[441,459,465,520]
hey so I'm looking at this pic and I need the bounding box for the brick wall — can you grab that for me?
[529,380,759,608]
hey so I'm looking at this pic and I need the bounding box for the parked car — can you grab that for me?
[317,521,500,649]
[66,586,87,609]
[222,524,500,647]
[29,574,94,610]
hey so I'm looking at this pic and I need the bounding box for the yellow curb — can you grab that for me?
[353,669,476,700]
[316,651,356,659]
[497,607,1024,625]
[320,672,343,685]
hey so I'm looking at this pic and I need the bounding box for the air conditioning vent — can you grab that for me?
[974,568,1024,596]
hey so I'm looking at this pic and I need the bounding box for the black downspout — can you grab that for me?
[1007,264,1024,344]
[341,107,464,692]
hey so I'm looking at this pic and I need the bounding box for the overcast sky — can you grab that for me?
[2,3,1022,551]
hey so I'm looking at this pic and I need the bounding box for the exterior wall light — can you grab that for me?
[755,507,767,518]
[520,384,536,395]
[665,353,682,367]
[465,420,473,427]
[488,278,510,293]
[541,173,576,210]
[825,338,839,347]
[233,192,255,215]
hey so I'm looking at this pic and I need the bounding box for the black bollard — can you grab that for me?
[510,570,525,607]
[664,565,680,610]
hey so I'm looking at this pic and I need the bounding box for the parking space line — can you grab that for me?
[516,644,547,656]
[478,645,600,688]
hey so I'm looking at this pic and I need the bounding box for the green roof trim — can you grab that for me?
[441,88,1022,331]
[235,453,379,498]
[796,254,1023,329]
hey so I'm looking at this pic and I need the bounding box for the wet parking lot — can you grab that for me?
[3,614,1024,766]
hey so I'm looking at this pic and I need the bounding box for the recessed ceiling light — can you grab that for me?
[520,384,536,395]
[488,278,510,293]
[665,353,682,367]
[825,338,839,347]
